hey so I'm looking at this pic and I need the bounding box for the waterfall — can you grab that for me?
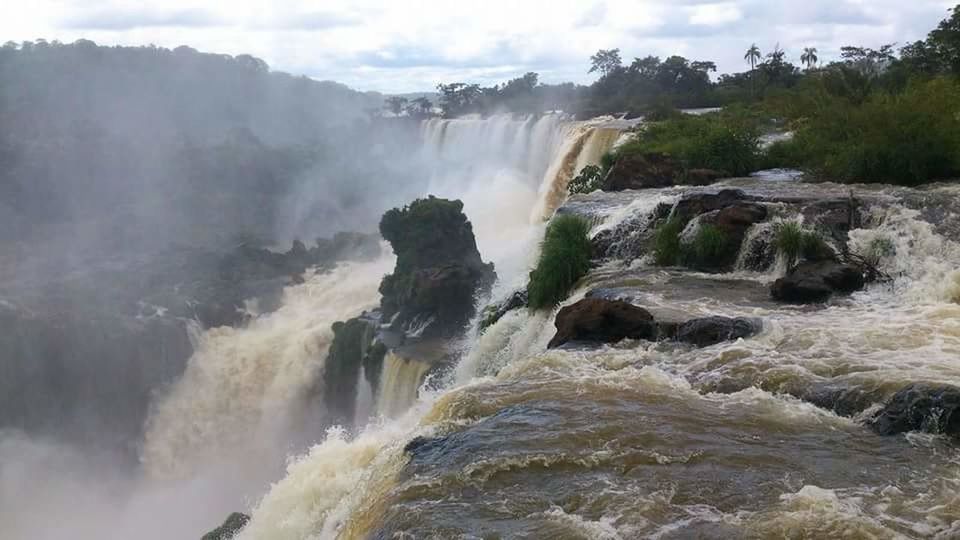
[419,114,626,285]
[141,254,394,478]
[375,352,432,418]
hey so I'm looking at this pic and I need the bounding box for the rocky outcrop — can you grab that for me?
[869,384,960,437]
[322,313,387,425]
[379,197,496,339]
[201,512,250,540]
[548,298,656,348]
[771,261,866,303]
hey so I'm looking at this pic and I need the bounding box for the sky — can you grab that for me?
[3,0,956,93]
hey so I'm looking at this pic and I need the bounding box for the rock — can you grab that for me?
[695,203,769,270]
[663,316,762,347]
[801,197,861,250]
[548,298,655,348]
[202,512,250,540]
[869,384,960,436]
[379,197,496,339]
[322,313,386,425]
[771,261,865,303]
[479,290,528,333]
[801,385,880,418]
[671,189,751,225]
[681,168,727,186]
[602,152,681,191]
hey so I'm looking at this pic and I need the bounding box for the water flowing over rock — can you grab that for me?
[869,384,960,437]
[661,316,762,347]
[322,314,386,425]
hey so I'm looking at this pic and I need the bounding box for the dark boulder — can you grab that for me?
[201,512,250,540]
[661,316,762,347]
[869,384,960,436]
[771,261,865,303]
[671,189,751,225]
[548,298,655,348]
[379,197,496,339]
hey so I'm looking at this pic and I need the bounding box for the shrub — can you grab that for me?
[652,217,685,266]
[783,77,960,185]
[527,215,592,309]
[774,222,833,263]
[568,164,604,194]
[682,225,728,268]
[619,111,761,177]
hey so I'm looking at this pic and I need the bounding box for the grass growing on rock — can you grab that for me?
[653,217,685,266]
[774,222,833,264]
[527,215,593,310]
[683,225,728,268]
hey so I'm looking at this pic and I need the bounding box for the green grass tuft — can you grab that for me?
[653,217,685,266]
[527,215,593,310]
[774,222,833,264]
[682,225,728,268]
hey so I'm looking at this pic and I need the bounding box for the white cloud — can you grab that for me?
[688,3,743,26]
[0,0,951,93]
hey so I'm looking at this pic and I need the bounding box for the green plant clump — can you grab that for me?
[683,225,728,268]
[774,222,833,263]
[527,215,593,309]
[653,217,685,266]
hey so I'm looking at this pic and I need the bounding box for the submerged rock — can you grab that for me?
[201,512,250,540]
[771,261,866,303]
[661,316,762,347]
[379,196,496,339]
[869,384,960,437]
[548,298,655,348]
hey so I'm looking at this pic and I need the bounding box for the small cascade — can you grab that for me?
[353,371,375,427]
[376,352,432,418]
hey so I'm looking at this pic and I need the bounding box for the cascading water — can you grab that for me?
[375,352,433,419]
[142,255,396,479]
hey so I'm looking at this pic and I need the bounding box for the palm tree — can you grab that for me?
[744,44,762,71]
[744,44,762,97]
[801,47,819,70]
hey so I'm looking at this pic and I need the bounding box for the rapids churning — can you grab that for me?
[6,114,960,539]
